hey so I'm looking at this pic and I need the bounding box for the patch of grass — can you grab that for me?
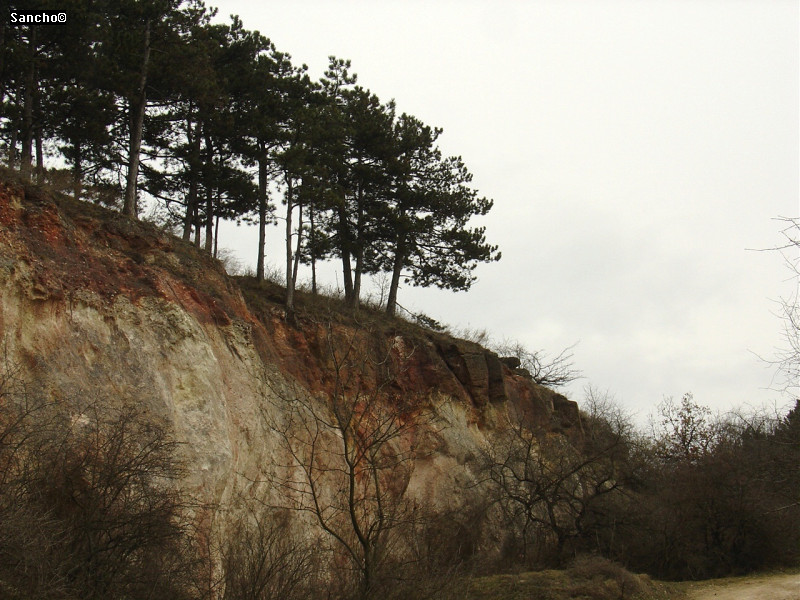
[233,273,447,349]
[467,557,687,600]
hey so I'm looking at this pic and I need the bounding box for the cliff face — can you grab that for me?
[0,175,580,532]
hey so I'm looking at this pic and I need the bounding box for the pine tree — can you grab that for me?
[273,64,315,317]
[143,11,258,251]
[381,114,500,316]
[94,0,183,218]
[229,34,294,282]
[48,1,116,199]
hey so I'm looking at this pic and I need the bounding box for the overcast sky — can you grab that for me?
[210,0,799,423]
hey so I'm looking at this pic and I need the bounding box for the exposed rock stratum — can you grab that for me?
[0,175,580,548]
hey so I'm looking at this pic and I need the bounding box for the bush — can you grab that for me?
[567,555,645,599]
[0,357,205,599]
[221,506,321,600]
[587,397,800,580]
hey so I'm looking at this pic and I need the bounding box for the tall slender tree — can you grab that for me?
[47,1,116,199]
[340,87,395,309]
[95,0,183,218]
[230,34,295,282]
[315,59,400,309]
[380,114,500,316]
[273,65,315,318]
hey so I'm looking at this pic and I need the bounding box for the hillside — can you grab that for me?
[0,170,583,596]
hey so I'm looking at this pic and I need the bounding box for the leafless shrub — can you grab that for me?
[260,319,433,599]
[0,355,205,599]
[480,400,627,568]
[493,339,581,388]
[221,505,321,600]
[370,271,392,311]
[217,246,247,276]
[567,555,644,600]
[475,387,636,570]
[773,216,800,399]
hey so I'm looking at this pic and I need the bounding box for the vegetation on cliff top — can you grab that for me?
[1,0,500,319]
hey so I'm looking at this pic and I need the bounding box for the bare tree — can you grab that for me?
[261,320,430,599]
[650,393,720,465]
[44,401,201,600]
[480,387,629,566]
[750,216,800,398]
[0,352,68,600]
[773,216,800,399]
[493,339,581,388]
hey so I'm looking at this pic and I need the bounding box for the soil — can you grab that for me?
[687,572,800,600]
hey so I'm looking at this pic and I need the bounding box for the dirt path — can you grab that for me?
[687,572,800,600]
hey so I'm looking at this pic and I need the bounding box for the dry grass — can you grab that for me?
[233,272,449,350]
[467,556,687,600]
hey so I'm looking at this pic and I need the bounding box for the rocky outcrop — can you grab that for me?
[0,174,581,537]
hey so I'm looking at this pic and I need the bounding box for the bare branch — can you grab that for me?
[493,339,582,388]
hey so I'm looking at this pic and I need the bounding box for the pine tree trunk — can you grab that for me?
[352,252,363,310]
[292,201,303,287]
[285,176,295,317]
[35,124,43,181]
[182,114,199,241]
[72,145,82,201]
[338,205,354,301]
[310,205,317,295]
[7,123,17,167]
[123,18,151,219]
[0,20,6,99]
[386,238,406,317]
[349,185,364,310]
[204,133,214,254]
[213,214,219,258]
[183,184,196,241]
[256,154,268,282]
[20,27,36,178]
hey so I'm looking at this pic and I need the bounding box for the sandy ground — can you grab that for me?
[688,572,800,600]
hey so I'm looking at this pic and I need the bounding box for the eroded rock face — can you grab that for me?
[0,178,581,540]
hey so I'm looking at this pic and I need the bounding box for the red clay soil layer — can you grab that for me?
[0,173,582,434]
[0,177,248,327]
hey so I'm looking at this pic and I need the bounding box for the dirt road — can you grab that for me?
[688,572,800,600]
